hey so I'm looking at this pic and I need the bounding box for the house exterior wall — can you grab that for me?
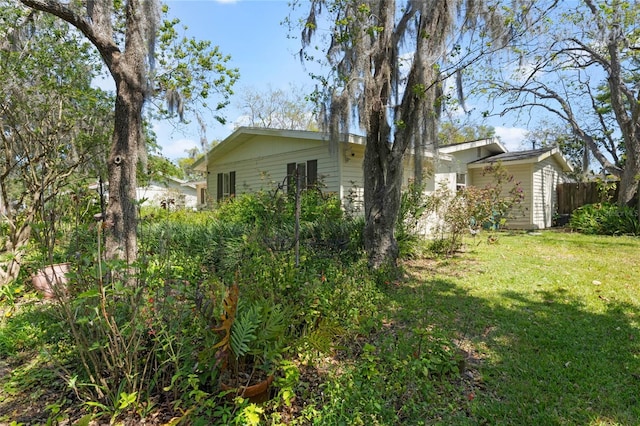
[335,145,445,218]
[204,133,449,220]
[195,182,209,209]
[447,146,494,174]
[339,144,365,215]
[199,130,573,234]
[531,158,568,228]
[469,164,534,229]
[206,135,340,202]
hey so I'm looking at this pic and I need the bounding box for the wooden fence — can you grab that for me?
[556,182,619,215]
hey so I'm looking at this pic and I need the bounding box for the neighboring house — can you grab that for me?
[136,176,198,209]
[92,176,198,209]
[192,127,573,230]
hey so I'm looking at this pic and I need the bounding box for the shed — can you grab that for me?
[468,147,573,229]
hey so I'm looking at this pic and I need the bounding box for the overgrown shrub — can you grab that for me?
[569,203,640,236]
[17,182,385,422]
[426,163,524,255]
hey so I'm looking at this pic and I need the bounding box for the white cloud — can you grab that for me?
[494,126,528,152]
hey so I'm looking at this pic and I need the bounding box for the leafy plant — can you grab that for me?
[570,202,640,235]
[396,178,431,259]
[426,163,524,255]
[214,283,289,389]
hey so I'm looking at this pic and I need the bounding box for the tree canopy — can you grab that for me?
[235,84,319,131]
[0,6,112,285]
[438,123,496,146]
[474,0,640,206]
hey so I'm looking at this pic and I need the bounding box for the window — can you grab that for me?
[287,160,317,193]
[200,187,207,204]
[456,173,467,191]
[216,171,236,201]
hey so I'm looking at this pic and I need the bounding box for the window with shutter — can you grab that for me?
[217,173,223,201]
[287,160,318,192]
[229,171,236,197]
[287,162,296,193]
[217,171,236,201]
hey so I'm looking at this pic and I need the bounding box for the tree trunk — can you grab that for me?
[362,123,403,269]
[17,0,149,270]
[0,226,29,287]
[104,77,143,265]
[618,137,640,206]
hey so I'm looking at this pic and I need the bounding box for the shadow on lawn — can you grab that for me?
[394,270,640,425]
[0,302,72,424]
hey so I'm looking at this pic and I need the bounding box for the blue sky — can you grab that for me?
[156,0,316,159]
[154,0,528,160]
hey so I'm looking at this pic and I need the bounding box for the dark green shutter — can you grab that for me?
[307,160,317,188]
[287,162,296,193]
[217,173,223,201]
[229,171,236,197]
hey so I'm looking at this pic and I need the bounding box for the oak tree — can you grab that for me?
[479,0,640,208]
[294,0,547,268]
[19,0,238,265]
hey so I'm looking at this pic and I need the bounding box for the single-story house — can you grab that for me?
[192,127,573,230]
[91,176,198,209]
[136,176,198,209]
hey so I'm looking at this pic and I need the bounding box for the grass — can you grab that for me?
[1,230,639,424]
[393,231,640,425]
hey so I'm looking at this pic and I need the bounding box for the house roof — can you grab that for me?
[89,175,195,190]
[468,147,573,172]
[192,127,369,172]
[192,127,452,172]
[438,138,507,156]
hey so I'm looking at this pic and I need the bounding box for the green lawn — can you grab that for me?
[389,231,640,425]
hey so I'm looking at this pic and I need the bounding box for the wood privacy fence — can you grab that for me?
[556,182,619,214]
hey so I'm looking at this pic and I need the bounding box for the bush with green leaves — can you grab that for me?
[426,163,524,255]
[13,179,386,422]
[569,203,640,236]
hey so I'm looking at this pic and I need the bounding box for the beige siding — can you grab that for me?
[532,158,564,228]
[195,182,209,208]
[339,144,365,214]
[207,137,340,203]
[470,164,533,229]
[204,129,455,225]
